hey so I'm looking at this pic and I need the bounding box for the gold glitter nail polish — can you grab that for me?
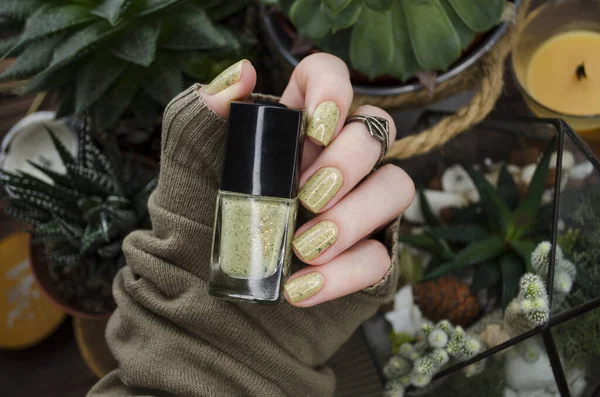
[293,221,338,261]
[210,101,304,304]
[284,272,324,303]
[298,167,343,213]
[306,101,340,146]
[203,60,245,95]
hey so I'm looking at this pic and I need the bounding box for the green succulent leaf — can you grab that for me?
[91,68,142,131]
[206,0,251,21]
[509,239,535,272]
[447,0,505,32]
[0,34,65,81]
[522,203,553,239]
[496,166,520,210]
[18,4,96,45]
[471,260,501,293]
[468,169,514,236]
[439,0,476,49]
[0,35,21,57]
[22,62,79,96]
[418,189,440,226]
[75,55,127,115]
[111,18,160,66]
[499,251,524,309]
[363,0,393,13]
[350,7,393,80]
[27,160,73,188]
[322,0,352,13]
[514,138,556,227]
[427,224,489,244]
[322,0,362,32]
[424,236,505,280]
[388,0,420,81]
[92,0,132,26]
[290,0,331,39]
[132,0,186,18]
[316,28,352,61]
[142,57,183,106]
[160,6,227,50]
[0,0,42,20]
[48,20,116,70]
[402,0,461,71]
[399,233,444,256]
[45,126,76,170]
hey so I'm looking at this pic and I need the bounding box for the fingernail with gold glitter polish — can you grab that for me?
[298,167,343,213]
[293,221,338,261]
[306,101,340,146]
[203,60,246,95]
[284,272,324,304]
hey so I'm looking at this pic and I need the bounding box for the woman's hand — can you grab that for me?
[200,54,415,307]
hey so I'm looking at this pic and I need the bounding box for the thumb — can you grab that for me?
[199,59,257,119]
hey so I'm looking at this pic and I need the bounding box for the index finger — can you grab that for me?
[280,53,354,147]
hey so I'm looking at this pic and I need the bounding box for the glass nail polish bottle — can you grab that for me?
[209,101,304,303]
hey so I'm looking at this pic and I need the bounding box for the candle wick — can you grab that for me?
[576,62,587,80]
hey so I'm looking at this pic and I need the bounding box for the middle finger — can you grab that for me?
[298,105,398,214]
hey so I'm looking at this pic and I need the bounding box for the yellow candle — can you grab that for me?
[526,31,600,118]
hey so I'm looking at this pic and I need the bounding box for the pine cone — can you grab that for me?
[413,277,480,327]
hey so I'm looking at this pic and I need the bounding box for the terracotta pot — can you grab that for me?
[28,242,112,320]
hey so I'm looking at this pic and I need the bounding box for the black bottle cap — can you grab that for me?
[220,101,304,198]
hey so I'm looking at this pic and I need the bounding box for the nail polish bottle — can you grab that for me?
[209,101,304,303]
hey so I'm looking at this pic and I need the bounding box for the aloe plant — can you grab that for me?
[0,123,157,313]
[269,0,507,80]
[0,0,253,130]
[400,139,557,309]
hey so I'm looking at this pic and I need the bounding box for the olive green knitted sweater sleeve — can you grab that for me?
[87,84,401,397]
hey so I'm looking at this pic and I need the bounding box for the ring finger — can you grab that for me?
[297,105,398,214]
[293,163,414,266]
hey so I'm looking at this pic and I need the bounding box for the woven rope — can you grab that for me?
[383,0,530,160]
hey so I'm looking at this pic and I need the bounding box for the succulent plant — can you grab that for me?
[0,123,157,313]
[0,0,254,130]
[269,0,507,80]
[385,319,484,394]
[503,273,550,337]
[400,138,557,310]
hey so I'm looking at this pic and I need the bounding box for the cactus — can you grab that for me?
[531,241,577,301]
[267,0,507,81]
[0,0,253,131]
[401,139,557,310]
[504,273,550,337]
[385,320,484,390]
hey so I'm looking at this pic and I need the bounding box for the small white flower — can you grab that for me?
[421,321,434,337]
[519,273,546,300]
[428,329,449,349]
[414,357,436,376]
[557,257,577,279]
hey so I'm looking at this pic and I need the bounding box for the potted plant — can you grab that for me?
[0,123,158,318]
[259,0,521,104]
[360,116,600,396]
[0,0,255,137]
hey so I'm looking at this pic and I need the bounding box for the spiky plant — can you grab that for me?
[0,0,254,130]
[0,123,157,313]
[267,0,507,80]
[384,319,484,394]
[399,138,557,310]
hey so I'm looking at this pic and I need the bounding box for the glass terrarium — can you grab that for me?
[362,113,600,397]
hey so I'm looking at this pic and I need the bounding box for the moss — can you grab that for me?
[553,308,600,371]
